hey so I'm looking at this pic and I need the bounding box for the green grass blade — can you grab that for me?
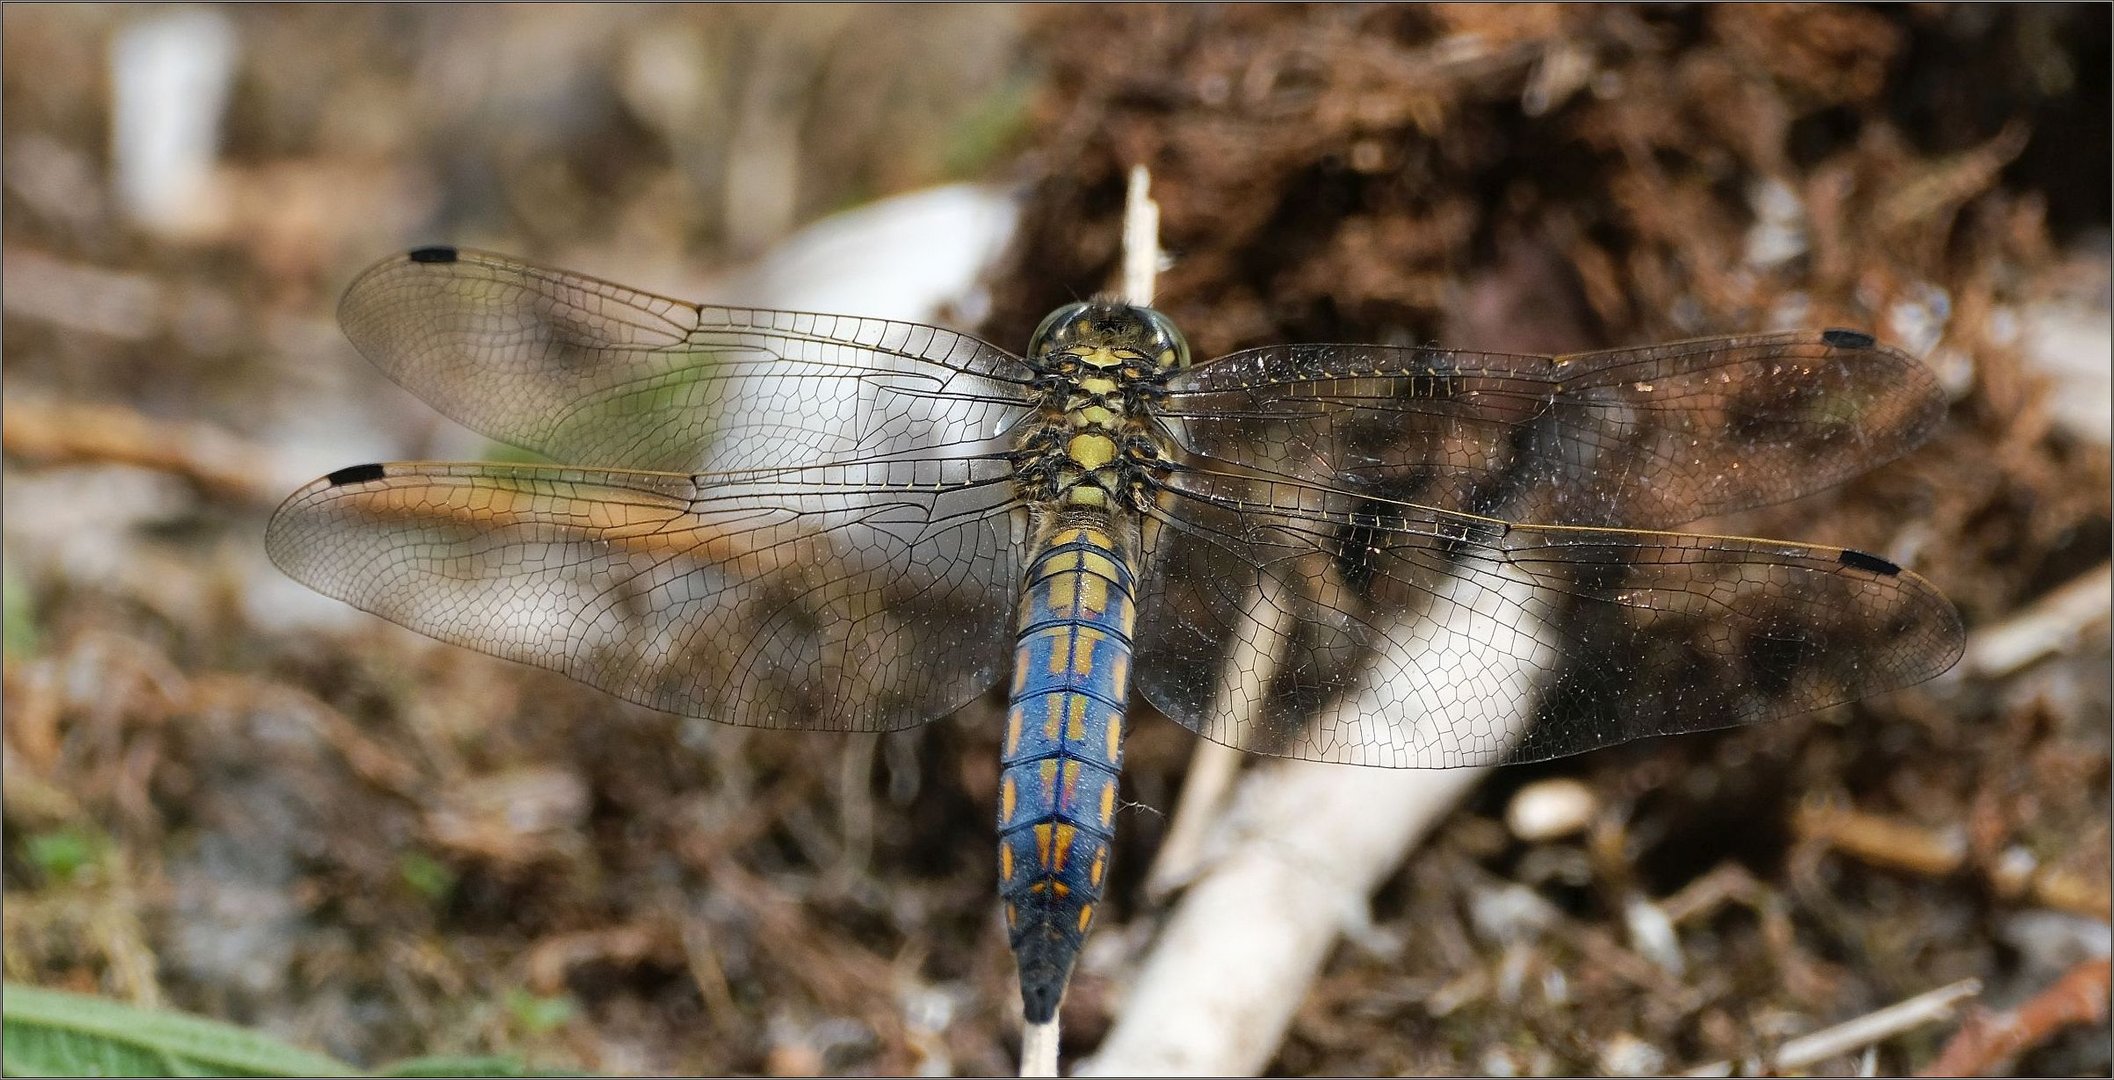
[2,983,360,1078]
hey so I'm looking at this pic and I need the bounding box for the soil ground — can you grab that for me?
[4,6,2108,1076]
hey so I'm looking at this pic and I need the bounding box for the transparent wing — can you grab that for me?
[1133,465,1964,768]
[265,458,1020,732]
[336,247,1036,473]
[1161,330,1946,528]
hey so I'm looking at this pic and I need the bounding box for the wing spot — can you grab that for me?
[1838,548,1902,575]
[324,463,388,487]
[1821,328,1876,349]
[407,246,458,264]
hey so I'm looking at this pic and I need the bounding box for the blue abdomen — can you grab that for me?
[999,520,1137,1023]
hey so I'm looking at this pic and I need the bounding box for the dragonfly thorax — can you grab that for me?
[1014,301,1187,513]
[1027,299,1192,374]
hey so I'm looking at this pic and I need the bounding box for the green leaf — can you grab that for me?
[396,852,456,903]
[942,74,1035,179]
[1,983,360,1077]
[375,1055,586,1078]
[476,442,554,467]
[500,990,575,1037]
[3,562,39,659]
[24,830,103,885]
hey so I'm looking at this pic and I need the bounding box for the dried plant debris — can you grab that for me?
[995,5,2110,1074]
[3,4,2108,1076]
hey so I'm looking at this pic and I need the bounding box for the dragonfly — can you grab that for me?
[266,247,1965,1024]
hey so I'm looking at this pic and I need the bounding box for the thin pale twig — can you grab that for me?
[1683,977,1981,1076]
[2,397,282,503]
[1020,1018,1061,1078]
[1119,164,1160,307]
[1961,562,2111,678]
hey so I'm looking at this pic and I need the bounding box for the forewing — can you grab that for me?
[1133,469,1964,768]
[336,248,1034,472]
[1160,331,1946,528]
[265,459,1020,732]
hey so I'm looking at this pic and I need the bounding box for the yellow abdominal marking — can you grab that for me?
[1089,849,1107,887]
[1066,696,1087,742]
[1072,628,1106,676]
[1044,694,1063,741]
[1000,775,1018,824]
[1105,712,1123,764]
[1033,823,1053,867]
[1067,433,1116,470]
[1044,628,1108,678]
[1000,844,1014,882]
[1098,782,1116,826]
[1080,549,1117,578]
[1066,571,1108,616]
[1004,706,1024,756]
[1077,904,1095,933]
[1052,823,1076,870]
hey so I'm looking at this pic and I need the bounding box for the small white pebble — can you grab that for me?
[1598,1032,1668,1076]
[1479,1048,1522,1077]
[1990,844,2039,895]
[1470,883,1562,946]
[1540,965,1570,1008]
[1505,778,1598,842]
[1622,894,1686,976]
[2001,909,2113,972]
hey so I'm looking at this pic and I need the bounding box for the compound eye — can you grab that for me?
[1142,308,1192,370]
[1029,302,1094,359]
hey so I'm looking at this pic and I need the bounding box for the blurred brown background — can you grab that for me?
[3,5,2107,1076]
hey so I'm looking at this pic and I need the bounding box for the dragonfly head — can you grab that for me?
[1028,299,1191,375]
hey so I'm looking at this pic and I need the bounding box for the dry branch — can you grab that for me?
[1918,959,2110,1077]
